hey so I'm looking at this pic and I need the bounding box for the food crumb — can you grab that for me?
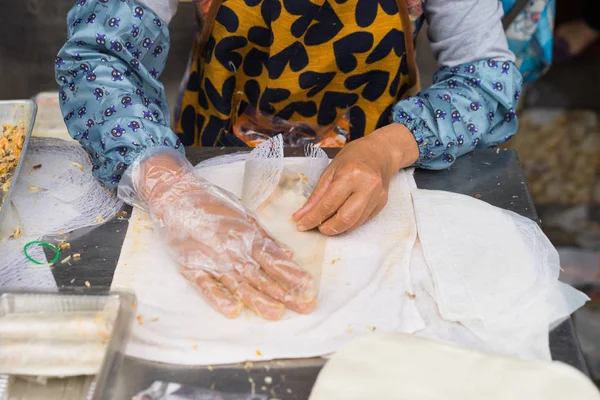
[58,230,64,235]
[59,242,71,250]
[405,291,416,300]
[207,365,213,371]
[150,317,159,323]
[95,214,105,224]
[116,230,120,233]
[474,193,481,199]
[264,376,273,385]
[116,210,128,218]
[70,161,85,171]
[261,386,267,391]
[243,361,254,370]
[346,328,353,334]
[286,388,293,394]
[132,302,137,310]
[72,253,81,260]
[256,350,262,357]
[144,226,153,231]
[28,186,38,191]
[193,344,198,350]
[248,378,254,384]
[136,314,143,325]
[331,258,341,265]
[70,278,75,284]
[61,255,72,264]
[372,326,377,332]
[32,164,42,170]
[85,280,91,287]
[10,226,21,239]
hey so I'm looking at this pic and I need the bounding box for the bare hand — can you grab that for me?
[293,123,419,236]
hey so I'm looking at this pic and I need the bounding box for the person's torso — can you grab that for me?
[175,0,423,147]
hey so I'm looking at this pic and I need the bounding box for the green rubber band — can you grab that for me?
[23,241,61,265]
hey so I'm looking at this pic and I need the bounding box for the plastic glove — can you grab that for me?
[118,148,316,320]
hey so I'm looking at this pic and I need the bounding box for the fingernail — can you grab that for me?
[297,225,307,232]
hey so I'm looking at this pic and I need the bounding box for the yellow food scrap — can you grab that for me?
[70,161,85,171]
[10,226,21,239]
[85,280,91,288]
[405,291,416,300]
[150,317,159,323]
[61,255,72,264]
[116,210,128,218]
[59,242,71,250]
[193,344,198,350]
[136,314,143,325]
[28,186,38,191]
[207,365,214,371]
[256,350,262,357]
[72,253,81,260]
[95,214,106,224]
[331,258,341,265]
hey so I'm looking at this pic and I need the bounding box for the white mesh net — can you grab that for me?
[241,135,285,210]
[0,138,123,288]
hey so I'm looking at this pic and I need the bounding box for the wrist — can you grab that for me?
[136,150,190,203]
[368,123,419,173]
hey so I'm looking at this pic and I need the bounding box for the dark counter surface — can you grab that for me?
[46,148,589,399]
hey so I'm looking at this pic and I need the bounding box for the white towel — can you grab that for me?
[112,158,587,365]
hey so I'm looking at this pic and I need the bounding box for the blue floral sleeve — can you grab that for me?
[392,59,523,168]
[55,0,183,188]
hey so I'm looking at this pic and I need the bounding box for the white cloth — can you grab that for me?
[308,333,600,400]
[411,189,589,360]
[112,160,422,365]
[111,158,587,365]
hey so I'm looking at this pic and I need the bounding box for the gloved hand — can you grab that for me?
[118,148,316,320]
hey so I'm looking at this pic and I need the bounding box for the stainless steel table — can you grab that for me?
[46,148,589,399]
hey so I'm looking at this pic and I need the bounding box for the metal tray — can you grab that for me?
[0,290,136,400]
[0,100,38,225]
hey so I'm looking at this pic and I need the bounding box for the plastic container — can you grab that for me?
[0,290,135,400]
[0,100,38,224]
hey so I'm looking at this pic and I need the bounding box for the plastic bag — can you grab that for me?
[230,102,350,148]
[241,136,330,301]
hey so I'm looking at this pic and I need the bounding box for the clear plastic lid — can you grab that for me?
[0,289,135,400]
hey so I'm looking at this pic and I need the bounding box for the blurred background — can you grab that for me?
[0,0,598,384]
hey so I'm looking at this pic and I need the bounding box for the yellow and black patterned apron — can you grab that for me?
[174,0,422,147]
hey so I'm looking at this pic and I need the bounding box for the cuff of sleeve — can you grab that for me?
[393,112,435,168]
[92,121,184,189]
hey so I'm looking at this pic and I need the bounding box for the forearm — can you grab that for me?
[391,0,521,169]
[55,0,182,188]
[393,59,522,169]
